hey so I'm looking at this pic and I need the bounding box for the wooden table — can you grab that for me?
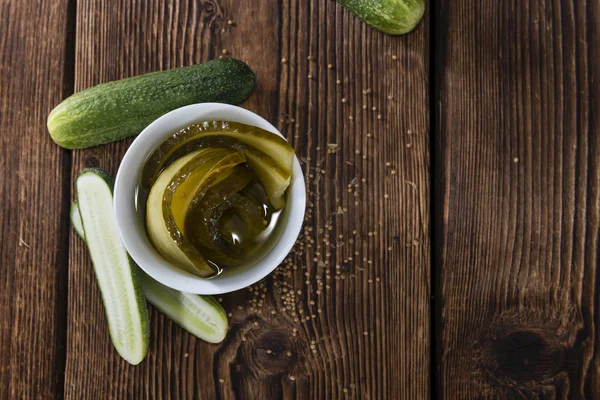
[1,1,598,398]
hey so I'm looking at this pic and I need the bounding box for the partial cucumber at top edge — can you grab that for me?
[48,58,257,149]
[337,0,425,35]
[76,168,150,365]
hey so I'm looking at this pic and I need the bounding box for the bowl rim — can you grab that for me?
[113,103,306,294]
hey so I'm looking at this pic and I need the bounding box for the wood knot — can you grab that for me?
[202,1,215,14]
[492,330,562,382]
[249,329,297,375]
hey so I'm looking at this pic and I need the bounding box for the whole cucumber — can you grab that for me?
[48,58,257,149]
[338,0,425,35]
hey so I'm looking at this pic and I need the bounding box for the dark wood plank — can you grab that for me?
[66,1,430,398]
[0,0,73,398]
[434,0,600,397]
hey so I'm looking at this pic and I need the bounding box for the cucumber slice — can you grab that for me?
[70,201,84,239]
[76,168,149,365]
[71,199,229,343]
[142,274,228,343]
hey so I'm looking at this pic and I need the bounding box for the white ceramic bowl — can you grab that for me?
[114,103,306,294]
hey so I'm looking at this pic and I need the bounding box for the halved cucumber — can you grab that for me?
[72,198,228,344]
[142,274,228,343]
[76,168,149,365]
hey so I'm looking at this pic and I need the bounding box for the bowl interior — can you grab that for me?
[114,103,306,294]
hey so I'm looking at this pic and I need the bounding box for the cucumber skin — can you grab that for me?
[49,58,257,149]
[71,201,84,239]
[337,0,425,35]
[76,168,150,364]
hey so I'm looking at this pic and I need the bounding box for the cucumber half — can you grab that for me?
[72,200,228,344]
[142,274,228,343]
[76,169,150,365]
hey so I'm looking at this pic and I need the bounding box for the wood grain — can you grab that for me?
[0,0,72,398]
[434,0,600,397]
[65,0,430,398]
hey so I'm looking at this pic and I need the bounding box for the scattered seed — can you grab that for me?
[328,64,334,69]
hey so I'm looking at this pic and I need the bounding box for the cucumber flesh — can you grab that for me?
[76,169,149,365]
[71,200,228,344]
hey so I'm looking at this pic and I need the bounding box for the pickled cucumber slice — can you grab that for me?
[146,150,213,277]
[142,122,293,209]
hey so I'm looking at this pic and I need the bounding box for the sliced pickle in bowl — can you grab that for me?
[144,121,294,278]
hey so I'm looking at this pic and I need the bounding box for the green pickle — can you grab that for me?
[144,121,294,278]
